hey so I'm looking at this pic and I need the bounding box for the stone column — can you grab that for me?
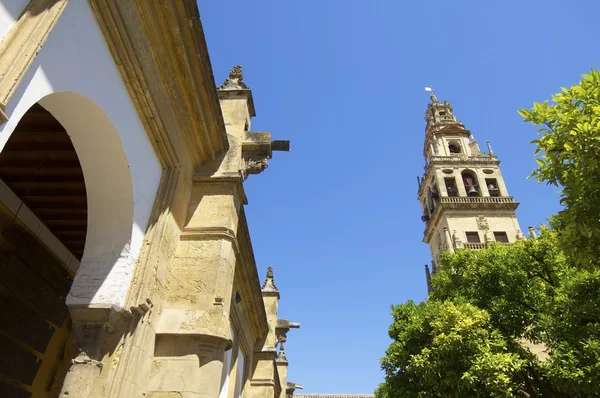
[435,169,448,197]
[493,169,510,197]
[59,307,133,397]
[59,324,104,397]
[443,227,455,254]
[476,169,490,197]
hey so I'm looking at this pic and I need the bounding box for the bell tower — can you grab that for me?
[418,92,524,277]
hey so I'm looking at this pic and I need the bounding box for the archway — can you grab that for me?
[0,101,85,396]
[38,92,135,308]
[0,93,137,396]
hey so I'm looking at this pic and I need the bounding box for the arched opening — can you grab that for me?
[0,103,84,397]
[0,92,139,397]
[448,139,461,154]
[38,92,135,309]
[461,170,479,197]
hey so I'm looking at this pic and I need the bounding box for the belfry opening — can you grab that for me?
[0,102,85,397]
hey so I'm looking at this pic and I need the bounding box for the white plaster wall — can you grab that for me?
[0,1,162,309]
[0,0,29,39]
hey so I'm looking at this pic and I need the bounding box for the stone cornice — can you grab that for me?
[88,0,228,169]
[236,207,269,339]
[0,0,70,124]
[192,175,248,205]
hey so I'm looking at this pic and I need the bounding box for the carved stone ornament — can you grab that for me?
[217,65,249,91]
[476,215,489,231]
[241,156,268,180]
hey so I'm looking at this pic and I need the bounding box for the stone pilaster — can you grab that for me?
[59,306,139,397]
[443,227,455,254]
[476,169,490,197]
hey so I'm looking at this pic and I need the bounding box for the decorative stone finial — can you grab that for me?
[487,140,495,156]
[261,266,279,297]
[217,65,250,91]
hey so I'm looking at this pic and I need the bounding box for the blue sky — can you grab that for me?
[198,0,600,393]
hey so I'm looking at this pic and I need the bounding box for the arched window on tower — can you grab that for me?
[444,177,458,197]
[485,178,500,197]
[461,170,479,197]
[448,139,461,154]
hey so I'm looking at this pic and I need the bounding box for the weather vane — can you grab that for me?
[424,83,437,102]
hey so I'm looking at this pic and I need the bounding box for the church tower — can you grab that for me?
[418,92,524,275]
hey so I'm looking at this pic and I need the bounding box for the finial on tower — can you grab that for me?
[486,140,495,156]
[218,65,250,91]
[262,266,280,297]
[425,86,438,102]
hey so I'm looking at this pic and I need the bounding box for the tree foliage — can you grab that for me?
[377,70,600,397]
[378,234,600,397]
[381,299,526,397]
[518,69,600,267]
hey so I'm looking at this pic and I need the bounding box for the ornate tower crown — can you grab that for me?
[424,93,465,137]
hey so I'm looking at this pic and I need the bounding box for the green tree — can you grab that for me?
[377,232,600,397]
[518,69,600,267]
[378,70,600,397]
[379,299,527,398]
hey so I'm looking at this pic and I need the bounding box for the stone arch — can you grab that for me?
[37,92,135,308]
[448,139,462,154]
[0,91,136,396]
[0,91,139,309]
[461,169,480,196]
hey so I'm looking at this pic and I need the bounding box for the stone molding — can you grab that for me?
[88,0,229,169]
[0,0,70,124]
[236,207,269,338]
[180,225,239,247]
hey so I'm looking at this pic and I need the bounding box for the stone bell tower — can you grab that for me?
[417,92,525,279]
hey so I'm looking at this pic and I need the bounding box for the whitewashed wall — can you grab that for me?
[0,0,29,39]
[0,1,162,310]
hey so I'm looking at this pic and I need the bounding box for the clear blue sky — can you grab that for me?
[198,1,600,393]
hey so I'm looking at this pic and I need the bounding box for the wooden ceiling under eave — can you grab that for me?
[0,104,87,260]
